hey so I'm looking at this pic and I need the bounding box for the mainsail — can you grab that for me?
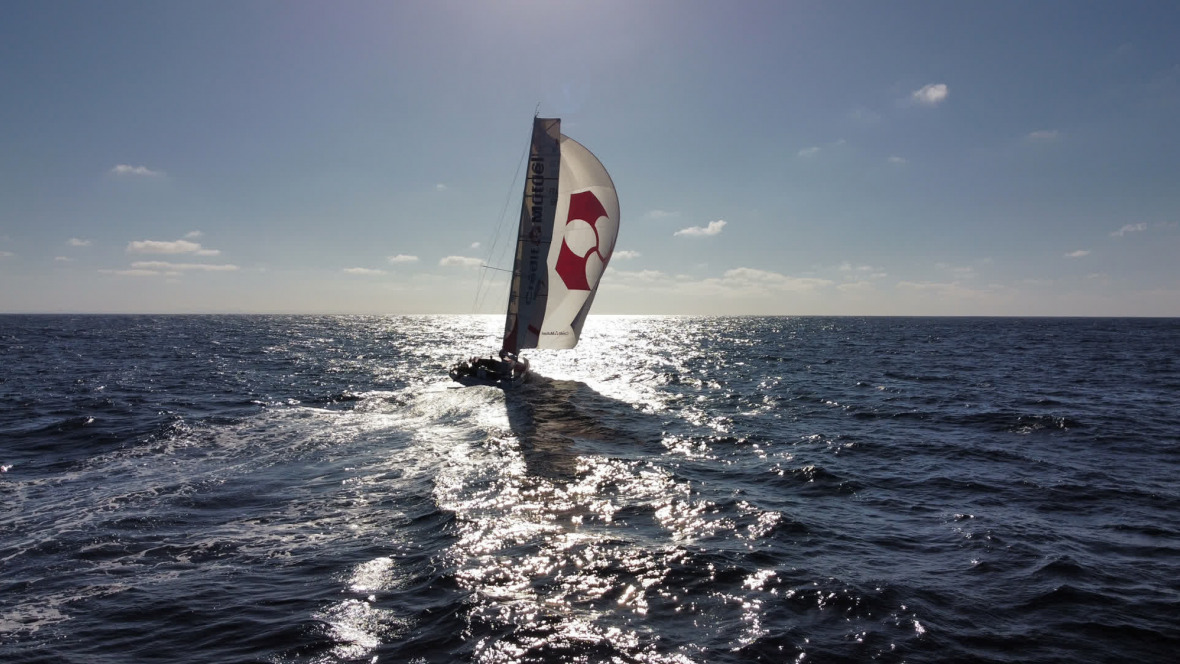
[502,118,620,355]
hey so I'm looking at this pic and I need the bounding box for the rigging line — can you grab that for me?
[472,263,514,312]
[471,120,532,315]
[472,154,525,314]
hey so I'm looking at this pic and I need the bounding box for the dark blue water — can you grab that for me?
[2,315,1178,663]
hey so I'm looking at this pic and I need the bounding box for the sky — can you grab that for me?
[2,0,1179,316]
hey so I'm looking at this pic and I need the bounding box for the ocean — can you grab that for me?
[1,315,1177,663]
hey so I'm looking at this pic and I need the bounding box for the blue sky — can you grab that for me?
[2,0,1178,315]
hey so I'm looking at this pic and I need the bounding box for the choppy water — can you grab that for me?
[2,315,1178,663]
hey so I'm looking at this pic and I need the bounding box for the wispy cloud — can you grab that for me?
[837,280,879,294]
[644,209,679,220]
[439,255,483,268]
[839,262,887,279]
[797,138,847,159]
[1110,223,1147,237]
[911,83,949,106]
[100,268,161,277]
[0,251,15,258]
[1027,129,1060,141]
[935,262,978,277]
[613,250,641,260]
[435,183,447,191]
[888,155,908,164]
[104,234,231,277]
[604,267,839,306]
[610,267,831,297]
[54,256,73,262]
[387,254,419,264]
[130,261,238,271]
[67,238,92,247]
[110,164,164,177]
[343,267,386,275]
[847,107,882,126]
[610,269,669,283]
[674,220,727,237]
[896,280,987,299]
[126,238,220,256]
[1065,250,1091,258]
[712,268,832,293]
[470,242,481,249]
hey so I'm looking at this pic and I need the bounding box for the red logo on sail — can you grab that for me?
[555,191,612,291]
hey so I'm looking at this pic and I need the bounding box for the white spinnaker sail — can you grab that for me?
[535,135,620,348]
[503,118,619,354]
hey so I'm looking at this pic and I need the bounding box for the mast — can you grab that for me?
[502,117,561,355]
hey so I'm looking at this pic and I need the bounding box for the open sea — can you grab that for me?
[1,314,1178,663]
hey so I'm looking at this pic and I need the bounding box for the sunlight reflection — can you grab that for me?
[313,598,409,662]
[431,422,715,662]
[408,316,836,662]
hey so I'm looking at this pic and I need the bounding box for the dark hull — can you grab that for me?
[449,360,528,388]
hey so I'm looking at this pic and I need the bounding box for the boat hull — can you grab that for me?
[448,359,528,388]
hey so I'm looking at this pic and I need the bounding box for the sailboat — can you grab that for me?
[450,117,620,387]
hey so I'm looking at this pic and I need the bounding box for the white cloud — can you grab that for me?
[674,219,727,237]
[603,267,838,307]
[387,254,420,264]
[130,261,238,271]
[897,280,997,296]
[936,262,978,277]
[713,267,832,292]
[611,269,670,283]
[68,238,92,247]
[847,107,882,126]
[897,280,976,296]
[470,242,480,249]
[1065,250,1091,258]
[100,268,161,277]
[644,210,679,220]
[837,281,878,294]
[436,183,447,191]
[888,155,908,164]
[110,164,164,177]
[0,251,14,258]
[343,267,387,275]
[184,231,203,239]
[1027,129,1060,141]
[911,83,949,106]
[798,138,848,158]
[55,256,73,262]
[126,239,220,256]
[439,255,483,268]
[839,262,883,277]
[613,250,641,260]
[888,279,1017,312]
[1110,223,1147,237]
